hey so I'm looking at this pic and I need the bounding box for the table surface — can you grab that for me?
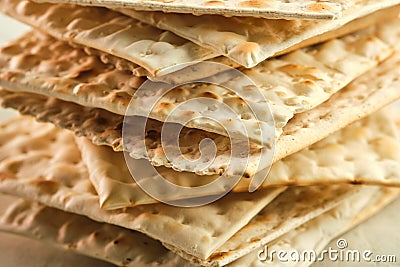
[0,12,399,267]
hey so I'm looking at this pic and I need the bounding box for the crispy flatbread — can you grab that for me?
[0,116,286,260]
[69,108,400,212]
[0,116,371,264]
[1,19,399,145]
[0,0,218,76]
[2,49,400,177]
[0,187,397,266]
[119,3,400,67]
[32,0,347,20]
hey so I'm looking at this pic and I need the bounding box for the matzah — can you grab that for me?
[70,108,400,213]
[0,116,285,260]
[118,3,400,68]
[1,18,399,146]
[0,0,219,76]
[0,114,396,264]
[32,0,347,20]
[231,187,400,267]
[2,48,400,178]
[120,3,400,67]
[0,186,397,267]
[0,116,358,264]
[0,194,191,267]
[83,38,242,84]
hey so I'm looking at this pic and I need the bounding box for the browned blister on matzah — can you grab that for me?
[120,2,400,67]
[1,18,399,146]
[0,0,219,76]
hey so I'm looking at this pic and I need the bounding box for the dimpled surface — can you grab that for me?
[0,116,284,259]
[33,0,347,19]
[121,1,400,67]
[1,19,399,145]
[0,0,218,75]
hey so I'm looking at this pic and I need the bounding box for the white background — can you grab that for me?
[0,12,399,267]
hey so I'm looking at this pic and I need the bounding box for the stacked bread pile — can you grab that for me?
[0,0,400,266]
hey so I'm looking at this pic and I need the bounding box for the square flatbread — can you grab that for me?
[70,107,400,211]
[1,18,399,147]
[119,3,400,67]
[2,48,400,178]
[0,186,397,266]
[31,0,349,20]
[0,115,365,265]
[0,0,219,76]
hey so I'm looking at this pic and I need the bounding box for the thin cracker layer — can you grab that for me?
[2,50,400,177]
[0,0,218,75]
[0,116,284,259]
[0,18,399,145]
[33,0,346,20]
[120,2,400,67]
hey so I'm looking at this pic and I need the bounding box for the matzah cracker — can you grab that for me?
[32,0,346,20]
[0,232,115,267]
[70,108,400,213]
[0,87,399,189]
[2,48,400,178]
[231,186,400,267]
[166,185,357,266]
[75,137,228,209]
[83,38,241,83]
[0,116,284,260]
[0,117,357,264]
[0,116,395,264]
[120,3,400,67]
[1,20,399,146]
[0,194,191,267]
[0,187,396,267]
[0,0,218,76]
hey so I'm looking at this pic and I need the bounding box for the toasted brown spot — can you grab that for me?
[199,91,220,100]
[238,0,271,8]
[307,3,334,12]
[0,172,16,181]
[300,80,316,87]
[29,178,59,195]
[204,1,225,6]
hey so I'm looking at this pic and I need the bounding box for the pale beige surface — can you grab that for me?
[0,0,219,76]
[121,2,400,67]
[170,185,357,266]
[0,232,115,267]
[313,197,400,267]
[33,0,347,19]
[1,21,398,147]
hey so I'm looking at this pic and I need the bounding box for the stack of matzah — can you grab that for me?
[0,1,400,266]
